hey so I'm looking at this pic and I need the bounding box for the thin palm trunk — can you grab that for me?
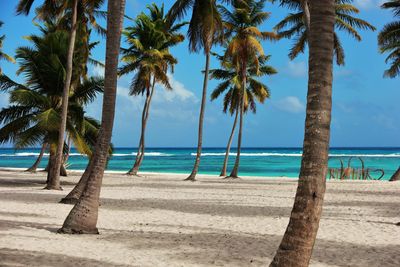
[46,0,78,190]
[26,142,47,173]
[269,1,335,266]
[58,0,126,234]
[220,108,239,177]
[389,167,400,181]
[186,51,211,181]
[128,76,156,175]
[46,144,57,184]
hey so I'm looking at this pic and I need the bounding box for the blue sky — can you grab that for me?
[0,0,399,148]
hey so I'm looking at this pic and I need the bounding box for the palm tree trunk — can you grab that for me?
[389,167,400,181]
[60,158,94,204]
[220,108,239,177]
[269,1,335,266]
[46,0,78,190]
[128,77,156,175]
[229,72,246,178]
[46,144,58,186]
[26,143,47,173]
[186,51,211,181]
[58,0,126,234]
[302,0,311,31]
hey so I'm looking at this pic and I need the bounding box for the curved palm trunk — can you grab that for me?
[229,78,245,178]
[26,143,47,173]
[269,1,335,266]
[220,108,239,177]
[60,158,94,204]
[389,167,400,181]
[186,51,211,181]
[58,0,126,234]
[47,0,78,190]
[128,77,156,175]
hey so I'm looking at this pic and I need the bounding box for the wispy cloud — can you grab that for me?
[275,96,305,113]
[287,61,307,77]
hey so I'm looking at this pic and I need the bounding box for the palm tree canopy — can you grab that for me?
[274,0,376,65]
[119,3,185,95]
[379,0,400,77]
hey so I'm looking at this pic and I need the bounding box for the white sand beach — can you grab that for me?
[0,169,399,267]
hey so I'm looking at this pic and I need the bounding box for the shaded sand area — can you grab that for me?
[0,169,399,267]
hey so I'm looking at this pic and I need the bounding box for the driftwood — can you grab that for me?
[329,157,385,180]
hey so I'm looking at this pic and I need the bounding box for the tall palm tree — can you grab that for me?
[168,0,225,181]
[274,0,375,65]
[221,0,278,178]
[119,4,185,176]
[269,1,336,266]
[16,0,104,190]
[379,1,400,181]
[58,0,126,234]
[209,53,276,176]
[0,21,15,74]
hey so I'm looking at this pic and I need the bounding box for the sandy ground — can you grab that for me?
[0,169,399,267]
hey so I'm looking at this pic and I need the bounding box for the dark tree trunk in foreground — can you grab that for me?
[58,0,126,234]
[26,143,47,173]
[185,51,211,181]
[269,1,335,266]
[46,145,61,189]
[389,167,400,181]
[220,108,239,177]
[60,158,93,204]
[128,77,156,176]
[47,0,78,190]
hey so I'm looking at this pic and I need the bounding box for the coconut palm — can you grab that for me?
[167,0,225,181]
[58,0,126,234]
[119,3,185,176]
[16,0,105,190]
[274,0,375,65]
[209,53,276,176]
[379,0,400,78]
[269,1,336,266]
[220,0,278,178]
[0,21,15,74]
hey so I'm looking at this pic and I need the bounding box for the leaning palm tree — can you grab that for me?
[16,0,104,190]
[274,0,375,65]
[167,0,225,181]
[221,0,278,178]
[58,0,126,234]
[0,21,15,74]
[119,3,185,176]
[209,53,276,176]
[269,1,336,266]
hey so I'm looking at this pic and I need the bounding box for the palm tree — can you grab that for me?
[379,1,400,181]
[119,4,185,176]
[167,0,225,181]
[0,21,15,74]
[220,0,277,178]
[209,53,276,176]
[26,142,48,172]
[16,0,104,190]
[379,0,400,78]
[58,0,126,234]
[269,1,336,266]
[274,0,375,65]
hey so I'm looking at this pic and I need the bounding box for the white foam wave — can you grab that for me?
[192,152,400,158]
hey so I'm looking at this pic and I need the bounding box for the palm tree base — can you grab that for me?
[184,175,196,182]
[223,176,240,180]
[43,185,63,191]
[59,197,79,205]
[57,227,99,235]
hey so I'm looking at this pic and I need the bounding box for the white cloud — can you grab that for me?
[354,0,384,10]
[91,63,105,77]
[275,96,305,113]
[287,61,307,77]
[153,73,198,103]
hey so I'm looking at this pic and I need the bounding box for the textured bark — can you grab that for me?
[48,0,78,189]
[60,158,93,204]
[58,0,126,234]
[220,108,239,177]
[60,164,68,177]
[45,145,62,190]
[26,143,47,173]
[269,1,335,266]
[186,51,210,181]
[128,77,156,176]
[389,167,400,181]
[302,0,311,31]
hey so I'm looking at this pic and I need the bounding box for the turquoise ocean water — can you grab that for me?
[0,147,399,180]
